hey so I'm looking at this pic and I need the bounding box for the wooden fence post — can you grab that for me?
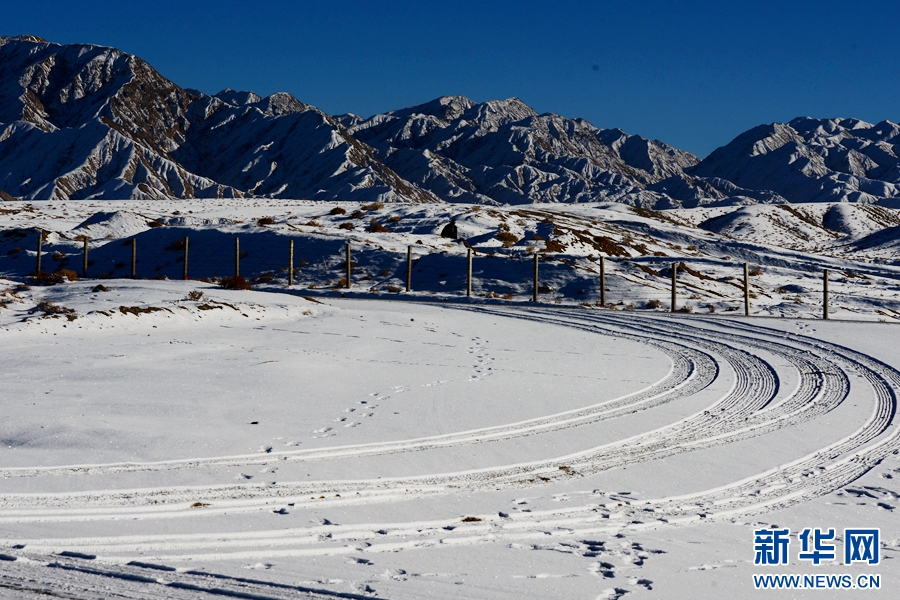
[743,262,750,316]
[406,246,412,292]
[533,253,539,302]
[346,243,351,289]
[288,240,294,287]
[183,237,189,280]
[82,237,89,278]
[131,238,137,279]
[600,256,606,306]
[670,262,678,313]
[235,237,240,277]
[35,232,43,275]
[466,248,472,297]
[823,268,829,320]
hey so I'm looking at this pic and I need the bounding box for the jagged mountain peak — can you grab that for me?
[214,88,263,106]
[0,34,50,47]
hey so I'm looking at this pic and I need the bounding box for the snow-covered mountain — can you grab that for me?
[690,117,900,204]
[0,35,436,203]
[343,95,699,206]
[2,35,899,209]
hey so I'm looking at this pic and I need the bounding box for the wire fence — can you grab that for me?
[8,228,900,321]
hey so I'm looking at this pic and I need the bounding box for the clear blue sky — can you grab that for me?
[6,0,898,157]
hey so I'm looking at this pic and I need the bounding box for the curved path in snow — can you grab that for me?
[1,305,898,596]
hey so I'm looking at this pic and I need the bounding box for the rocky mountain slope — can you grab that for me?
[689,117,900,205]
[1,35,899,208]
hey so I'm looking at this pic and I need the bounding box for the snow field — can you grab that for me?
[1,279,899,598]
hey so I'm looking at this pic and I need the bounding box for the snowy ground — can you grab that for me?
[1,277,899,599]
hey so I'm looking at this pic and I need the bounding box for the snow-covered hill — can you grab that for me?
[3,198,900,323]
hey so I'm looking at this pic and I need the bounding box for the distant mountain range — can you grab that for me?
[1,35,899,207]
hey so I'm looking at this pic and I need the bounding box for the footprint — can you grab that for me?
[595,588,629,600]
[589,561,616,579]
[313,427,333,434]
[626,577,653,590]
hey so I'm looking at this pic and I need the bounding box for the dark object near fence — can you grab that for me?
[219,275,252,290]
[440,220,458,239]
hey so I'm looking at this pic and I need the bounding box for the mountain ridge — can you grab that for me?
[1,35,898,208]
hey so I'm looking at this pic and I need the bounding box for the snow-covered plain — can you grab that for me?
[2,200,900,598]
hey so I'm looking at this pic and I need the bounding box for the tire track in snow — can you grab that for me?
[0,323,714,480]
[2,308,898,567]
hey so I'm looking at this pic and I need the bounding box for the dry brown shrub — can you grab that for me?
[329,207,346,215]
[257,217,276,226]
[349,210,366,219]
[544,239,565,253]
[219,275,252,290]
[387,215,402,223]
[362,202,384,211]
[496,230,518,247]
[37,299,76,319]
[119,306,169,316]
[368,220,391,233]
[338,222,355,230]
[32,269,79,285]
[749,267,763,276]
[593,236,629,257]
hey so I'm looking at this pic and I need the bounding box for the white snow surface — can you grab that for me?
[1,275,899,598]
[2,199,900,597]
